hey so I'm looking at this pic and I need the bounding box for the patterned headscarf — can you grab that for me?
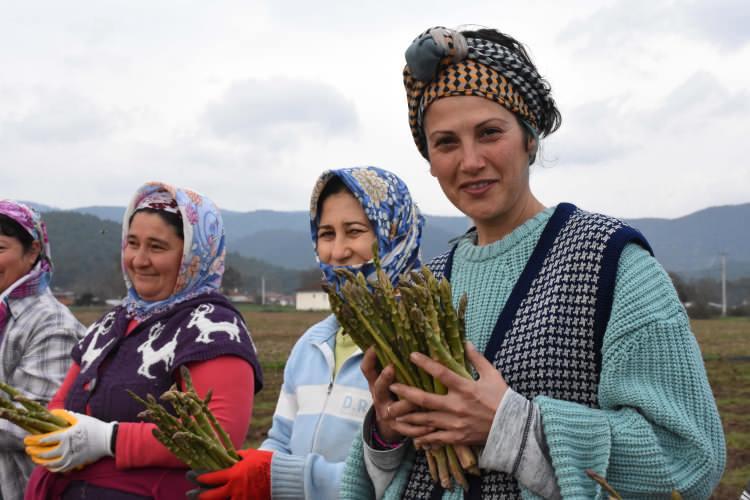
[135,190,180,214]
[0,200,52,332]
[404,26,560,158]
[121,182,226,321]
[309,167,424,288]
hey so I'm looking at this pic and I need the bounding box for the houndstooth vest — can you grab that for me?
[402,203,651,500]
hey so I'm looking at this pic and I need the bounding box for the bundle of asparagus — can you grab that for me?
[322,247,479,490]
[129,365,240,471]
[0,382,70,433]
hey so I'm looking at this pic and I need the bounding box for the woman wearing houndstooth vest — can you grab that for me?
[23,182,262,500]
[339,27,725,499]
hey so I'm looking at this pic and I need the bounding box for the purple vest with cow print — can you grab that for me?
[66,292,262,423]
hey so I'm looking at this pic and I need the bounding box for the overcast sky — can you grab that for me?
[2,0,748,219]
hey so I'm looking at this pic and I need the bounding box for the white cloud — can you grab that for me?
[560,0,750,52]
[0,0,746,222]
[676,0,750,50]
[648,71,750,131]
[202,79,359,145]
[546,70,748,167]
[545,98,632,165]
[0,88,118,143]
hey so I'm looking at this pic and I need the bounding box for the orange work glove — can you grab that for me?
[194,449,273,500]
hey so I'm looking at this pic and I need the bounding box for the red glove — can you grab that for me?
[197,449,273,500]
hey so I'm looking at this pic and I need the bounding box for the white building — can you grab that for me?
[295,290,330,311]
[227,294,254,304]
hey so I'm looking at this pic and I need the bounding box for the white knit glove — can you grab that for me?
[24,410,116,473]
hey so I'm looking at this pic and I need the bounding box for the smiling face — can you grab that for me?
[124,211,184,302]
[424,95,543,244]
[0,236,40,294]
[316,190,377,267]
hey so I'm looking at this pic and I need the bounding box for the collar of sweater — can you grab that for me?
[456,206,555,263]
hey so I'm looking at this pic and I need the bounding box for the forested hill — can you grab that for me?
[43,212,123,298]
[31,202,750,299]
[41,211,309,299]
[39,202,750,280]
[39,204,471,271]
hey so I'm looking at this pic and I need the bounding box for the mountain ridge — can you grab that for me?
[27,201,750,280]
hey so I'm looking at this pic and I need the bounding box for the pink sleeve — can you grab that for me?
[115,356,255,469]
[48,363,81,410]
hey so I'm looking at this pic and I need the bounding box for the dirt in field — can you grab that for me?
[242,309,328,447]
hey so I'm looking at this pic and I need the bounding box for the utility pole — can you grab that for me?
[261,275,266,306]
[720,253,727,317]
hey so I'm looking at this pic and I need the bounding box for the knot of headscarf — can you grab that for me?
[404,26,557,158]
[309,167,424,289]
[121,182,226,321]
[0,200,52,332]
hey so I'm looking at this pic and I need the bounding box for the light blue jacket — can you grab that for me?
[260,314,371,499]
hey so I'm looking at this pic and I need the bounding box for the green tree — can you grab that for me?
[222,265,244,293]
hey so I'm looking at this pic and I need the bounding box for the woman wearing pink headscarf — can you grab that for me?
[0,200,85,500]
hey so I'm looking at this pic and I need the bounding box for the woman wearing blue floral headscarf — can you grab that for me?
[24,182,262,500]
[189,167,424,500]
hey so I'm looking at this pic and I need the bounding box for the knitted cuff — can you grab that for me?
[270,452,306,499]
[535,395,611,498]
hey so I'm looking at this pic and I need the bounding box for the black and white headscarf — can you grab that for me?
[403,26,560,158]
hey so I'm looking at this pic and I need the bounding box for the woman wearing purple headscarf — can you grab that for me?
[0,200,85,500]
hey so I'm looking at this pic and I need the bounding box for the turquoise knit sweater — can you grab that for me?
[339,207,725,499]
